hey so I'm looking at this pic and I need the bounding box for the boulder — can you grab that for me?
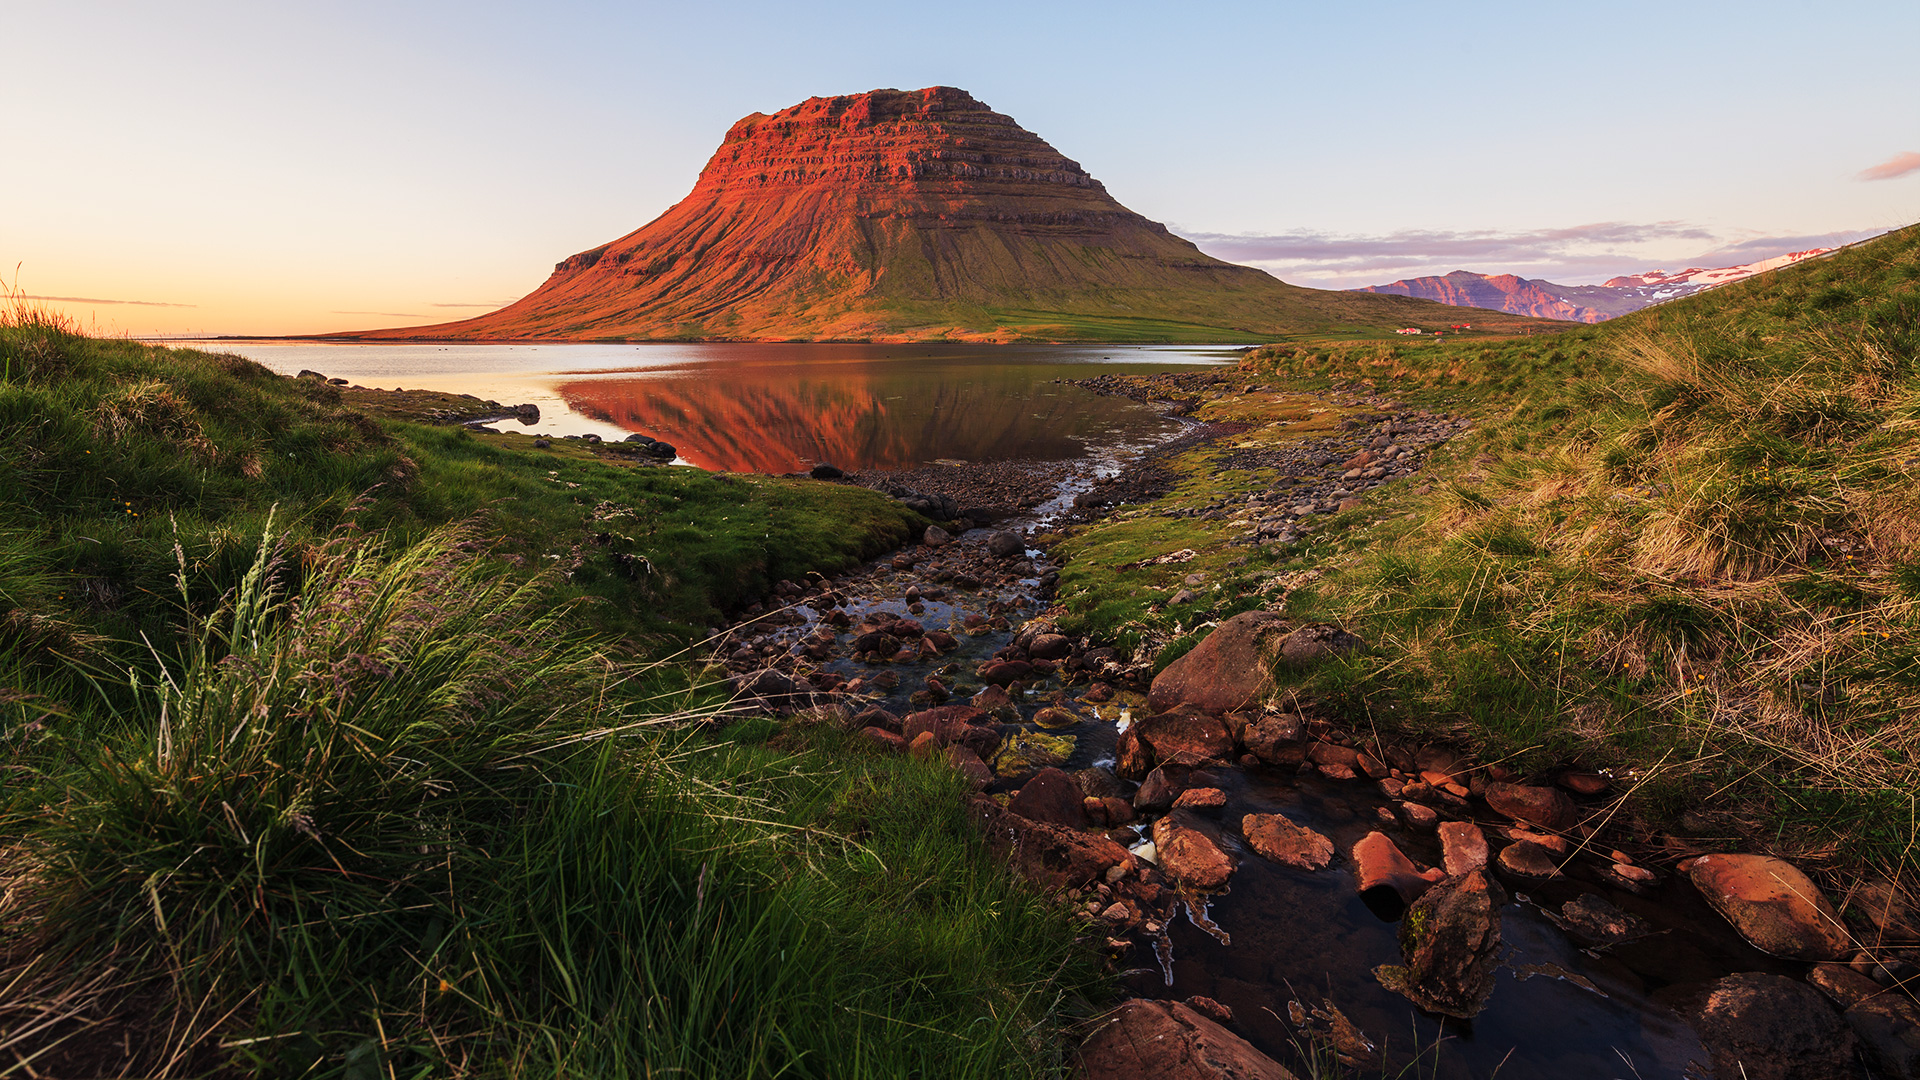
[1846,992,1920,1079]
[1148,611,1290,714]
[1133,765,1192,812]
[1437,821,1489,876]
[1276,623,1364,667]
[1078,998,1301,1080]
[808,462,844,479]
[1483,782,1578,832]
[1241,813,1333,871]
[1027,633,1073,660]
[1008,767,1088,828]
[1152,811,1235,890]
[1661,972,1855,1080]
[1688,853,1852,961]
[1352,832,1444,919]
[1374,870,1505,1019]
[985,531,1024,557]
[969,795,1133,891]
[1133,709,1235,767]
[1239,712,1305,764]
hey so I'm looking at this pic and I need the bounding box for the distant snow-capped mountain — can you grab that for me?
[1355,249,1832,323]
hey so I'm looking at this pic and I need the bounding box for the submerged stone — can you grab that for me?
[992,730,1076,778]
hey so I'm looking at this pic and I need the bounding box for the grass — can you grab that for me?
[0,297,1103,1077]
[1055,225,1920,880]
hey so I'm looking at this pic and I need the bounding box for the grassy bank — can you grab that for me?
[0,308,1101,1077]
[1056,225,1920,878]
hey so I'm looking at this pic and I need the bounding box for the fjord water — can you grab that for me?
[178,341,1231,471]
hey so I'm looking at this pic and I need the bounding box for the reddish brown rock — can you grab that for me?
[850,724,896,751]
[1238,711,1304,763]
[1375,870,1505,1019]
[1484,781,1578,832]
[1133,765,1192,812]
[1688,853,1852,961]
[1353,831,1444,917]
[1661,972,1855,1080]
[1557,770,1610,796]
[1241,813,1334,871]
[945,745,994,791]
[907,730,938,759]
[970,795,1132,891]
[1276,623,1365,667]
[1438,821,1489,876]
[1116,726,1154,780]
[1307,742,1360,770]
[1153,812,1235,891]
[1079,999,1300,1080]
[1133,709,1235,767]
[1809,962,1884,1009]
[1184,996,1234,1026]
[1100,797,1136,826]
[1398,802,1440,832]
[1147,611,1291,715]
[1173,787,1227,811]
[976,658,1033,685]
[1846,992,1920,1078]
[1027,633,1072,660]
[1495,840,1563,883]
[1008,767,1087,828]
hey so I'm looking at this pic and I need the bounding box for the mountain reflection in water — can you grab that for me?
[554,352,1212,473]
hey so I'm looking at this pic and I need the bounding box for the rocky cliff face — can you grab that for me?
[344,87,1519,343]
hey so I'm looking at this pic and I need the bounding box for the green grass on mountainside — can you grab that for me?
[0,303,1101,1077]
[1062,225,1920,876]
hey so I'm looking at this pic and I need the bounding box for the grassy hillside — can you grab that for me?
[0,308,1101,1077]
[1261,227,1920,870]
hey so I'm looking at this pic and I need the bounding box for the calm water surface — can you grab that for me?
[168,341,1233,472]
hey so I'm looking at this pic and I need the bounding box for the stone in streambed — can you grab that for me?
[1496,840,1563,883]
[1374,869,1505,1020]
[1352,831,1444,918]
[1659,972,1855,1080]
[1152,811,1235,890]
[1132,765,1191,812]
[1078,999,1301,1080]
[945,745,994,790]
[1009,767,1087,827]
[1032,706,1079,730]
[970,795,1132,892]
[1238,711,1304,764]
[1688,853,1852,961]
[1148,611,1290,715]
[1437,821,1488,876]
[1484,781,1578,832]
[992,730,1076,778]
[1241,813,1333,871]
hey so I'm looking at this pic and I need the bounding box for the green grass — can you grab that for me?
[0,301,1102,1076]
[1230,226,1920,870]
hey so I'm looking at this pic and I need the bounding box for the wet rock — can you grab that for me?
[1147,610,1290,714]
[1495,840,1564,883]
[1009,767,1088,828]
[1594,860,1659,895]
[1688,853,1852,961]
[1152,811,1235,890]
[1078,998,1301,1080]
[971,683,1012,711]
[1172,787,1226,811]
[1398,802,1440,832]
[1374,870,1505,1019]
[1810,962,1884,1009]
[1554,893,1654,948]
[860,727,907,752]
[1241,813,1333,871]
[992,730,1076,778]
[1133,709,1235,767]
[1133,765,1193,812]
[1277,623,1364,667]
[1027,633,1072,660]
[1353,831,1444,919]
[1239,712,1305,764]
[1484,781,1578,832]
[923,525,952,547]
[970,795,1133,891]
[1847,992,1920,1078]
[1437,821,1489,876]
[1661,972,1855,1080]
[985,531,1024,557]
[1032,706,1079,730]
[1074,766,1128,800]
[853,705,902,733]
[945,745,994,790]
[1115,727,1154,781]
[902,705,999,757]
[976,658,1033,685]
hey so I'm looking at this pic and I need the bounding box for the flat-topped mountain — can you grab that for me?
[341,87,1544,343]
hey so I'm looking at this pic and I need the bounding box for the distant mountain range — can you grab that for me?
[1353,249,1833,323]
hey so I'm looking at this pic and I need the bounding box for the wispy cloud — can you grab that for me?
[1858,151,1920,182]
[1177,222,1881,288]
[330,310,425,318]
[24,294,195,308]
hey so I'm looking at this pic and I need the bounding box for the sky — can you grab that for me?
[4,0,1917,337]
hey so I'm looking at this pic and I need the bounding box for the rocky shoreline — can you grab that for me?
[702,372,1918,1079]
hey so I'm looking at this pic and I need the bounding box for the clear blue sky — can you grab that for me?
[6,0,1916,334]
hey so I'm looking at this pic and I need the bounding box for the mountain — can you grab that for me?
[337,87,1545,343]
[1354,249,1835,323]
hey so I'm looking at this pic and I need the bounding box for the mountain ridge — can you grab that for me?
[334,87,1549,343]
